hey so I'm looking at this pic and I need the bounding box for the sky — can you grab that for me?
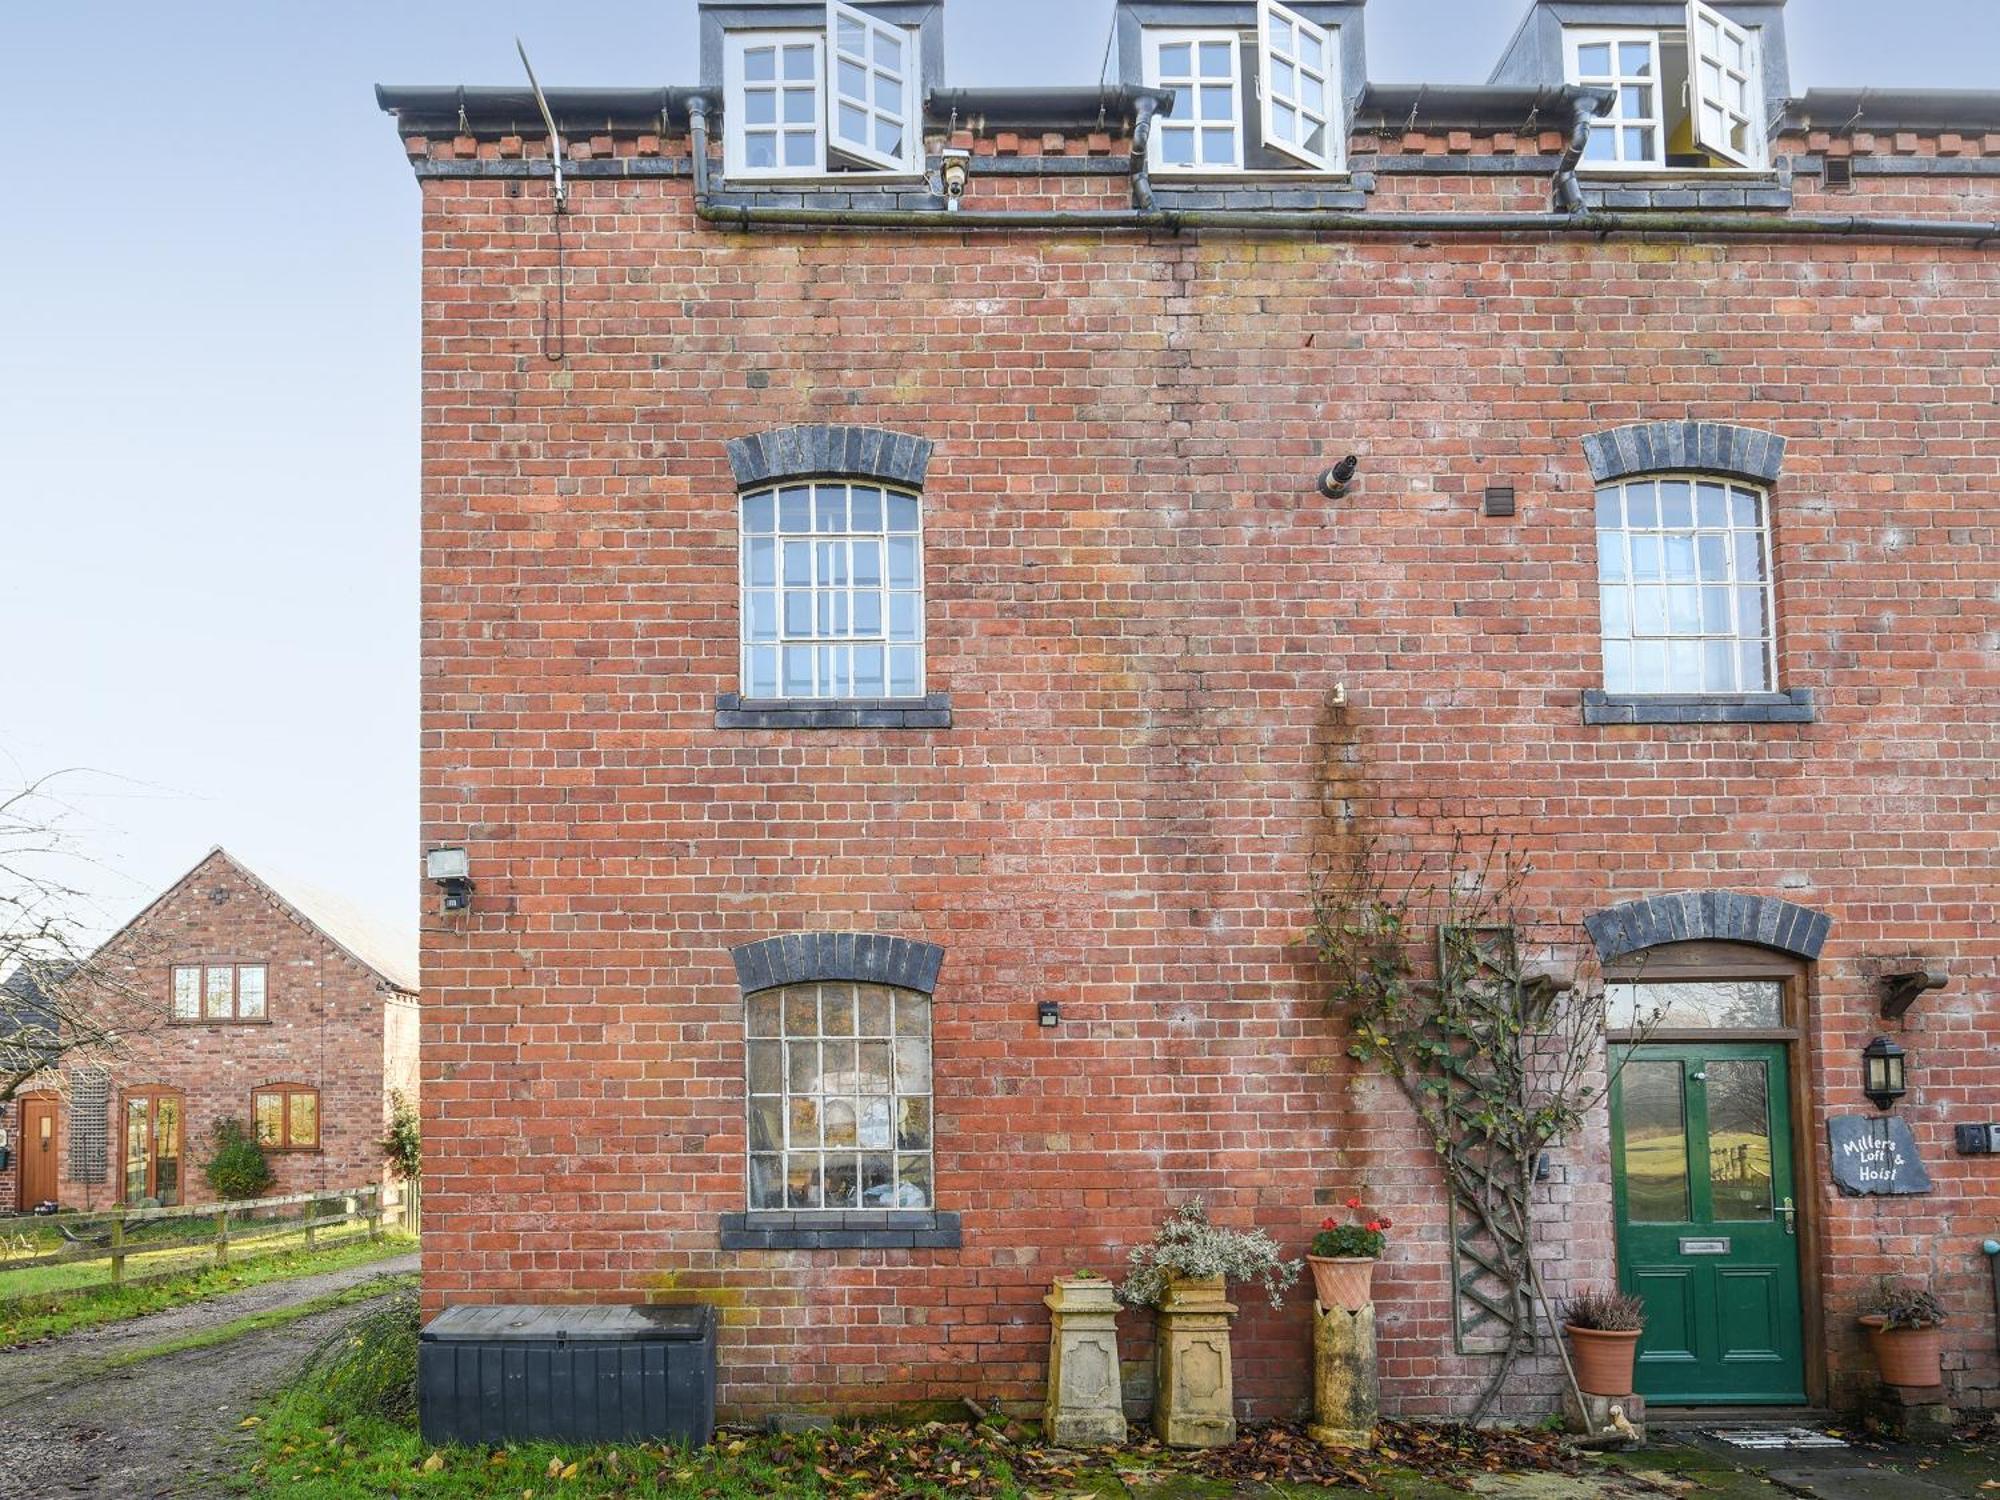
[2,0,1996,946]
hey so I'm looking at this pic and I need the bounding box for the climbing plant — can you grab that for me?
[1306,833,1648,1426]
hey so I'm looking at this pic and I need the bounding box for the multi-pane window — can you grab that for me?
[1146,31,1243,171]
[726,33,824,174]
[1258,0,1341,172]
[740,481,924,700]
[1566,3,1765,172]
[252,1084,320,1151]
[745,982,933,1211]
[1569,31,1664,167]
[1595,476,1776,695]
[722,3,919,179]
[172,962,267,1022]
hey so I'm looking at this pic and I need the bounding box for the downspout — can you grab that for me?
[1131,92,1161,212]
[1554,86,1615,215]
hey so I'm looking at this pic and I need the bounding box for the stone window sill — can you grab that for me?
[718,1210,961,1251]
[714,694,951,730]
[1582,689,1816,725]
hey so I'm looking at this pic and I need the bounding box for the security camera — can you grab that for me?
[940,148,971,209]
[1318,454,1360,499]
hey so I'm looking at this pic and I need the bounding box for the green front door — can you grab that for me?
[1611,1042,1805,1404]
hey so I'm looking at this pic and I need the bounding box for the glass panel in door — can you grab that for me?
[124,1097,151,1204]
[154,1095,182,1207]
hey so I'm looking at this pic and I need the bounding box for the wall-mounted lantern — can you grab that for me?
[426,846,475,913]
[1862,1035,1909,1111]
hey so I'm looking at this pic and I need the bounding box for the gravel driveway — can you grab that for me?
[0,1251,418,1498]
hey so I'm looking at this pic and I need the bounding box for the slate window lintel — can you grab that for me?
[718,1210,962,1251]
[1582,689,1816,725]
[715,694,952,730]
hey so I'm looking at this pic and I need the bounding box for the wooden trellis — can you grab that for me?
[1437,925,1536,1356]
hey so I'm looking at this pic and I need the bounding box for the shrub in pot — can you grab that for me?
[1859,1279,1947,1389]
[1561,1287,1647,1397]
[1308,1197,1391,1312]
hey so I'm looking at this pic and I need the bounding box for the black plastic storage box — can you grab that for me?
[420,1304,716,1447]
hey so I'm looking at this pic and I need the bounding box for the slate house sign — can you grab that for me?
[1828,1115,1933,1196]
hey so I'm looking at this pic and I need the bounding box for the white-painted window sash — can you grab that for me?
[724,30,827,179]
[1143,29,1245,173]
[1257,0,1342,172]
[826,0,918,173]
[1565,27,1666,171]
[1687,0,1764,169]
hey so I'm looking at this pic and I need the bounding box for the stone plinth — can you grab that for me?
[1153,1275,1238,1448]
[1042,1277,1127,1446]
[1865,1382,1954,1442]
[1307,1300,1379,1448]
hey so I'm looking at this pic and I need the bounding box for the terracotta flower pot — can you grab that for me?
[1565,1324,1642,1397]
[1308,1255,1376,1313]
[1860,1315,1944,1389]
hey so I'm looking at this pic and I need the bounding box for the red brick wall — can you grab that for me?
[411,128,2000,1421]
[42,853,403,1214]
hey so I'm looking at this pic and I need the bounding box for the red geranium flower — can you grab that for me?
[1345,1196,1362,1209]
[1321,1218,1336,1230]
[1366,1220,1382,1232]
[1378,1216,1394,1229]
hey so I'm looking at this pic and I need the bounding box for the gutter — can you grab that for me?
[686,100,1997,245]
[1553,87,1615,214]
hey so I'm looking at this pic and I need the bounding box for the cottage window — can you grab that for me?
[1595,476,1776,695]
[252,1084,320,1151]
[723,3,920,179]
[745,982,933,1212]
[739,481,925,701]
[1142,1,1345,176]
[1566,1,1765,171]
[173,962,267,1023]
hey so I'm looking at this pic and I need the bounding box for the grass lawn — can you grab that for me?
[0,1231,416,1346]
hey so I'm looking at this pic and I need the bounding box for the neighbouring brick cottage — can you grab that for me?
[0,848,419,1214]
[380,0,1999,1425]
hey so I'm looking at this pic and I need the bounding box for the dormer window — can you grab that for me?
[1565,1,1765,171]
[723,2,920,179]
[1139,0,1346,175]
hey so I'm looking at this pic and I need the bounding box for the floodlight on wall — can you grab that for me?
[427,847,475,913]
[1862,1035,1909,1111]
[940,148,971,209]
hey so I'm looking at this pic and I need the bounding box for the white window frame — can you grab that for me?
[1688,0,1765,169]
[1144,29,1245,173]
[722,11,921,181]
[738,480,927,702]
[723,30,827,180]
[1594,474,1778,696]
[1257,0,1343,173]
[1566,27,1667,170]
[826,0,920,173]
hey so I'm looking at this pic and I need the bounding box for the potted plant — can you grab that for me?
[1561,1287,1647,1397]
[1859,1279,1947,1388]
[1118,1199,1301,1447]
[1117,1198,1302,1312]
[1308,1197,1391,1312]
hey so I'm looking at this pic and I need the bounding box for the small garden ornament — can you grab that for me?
[1309,1199,1390,1312]
[1119,1199,1300,1448]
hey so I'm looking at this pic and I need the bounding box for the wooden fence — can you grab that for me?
[0,1182,411,1295]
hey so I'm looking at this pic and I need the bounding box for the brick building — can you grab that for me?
[380,0,1999,1424]
[1,849,418,1214]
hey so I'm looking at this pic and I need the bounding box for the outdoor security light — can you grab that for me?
[1862,1035,1909,1110]
[427,846,475,913]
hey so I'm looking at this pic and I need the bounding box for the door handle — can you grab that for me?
[1778,1197,1796,1236]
